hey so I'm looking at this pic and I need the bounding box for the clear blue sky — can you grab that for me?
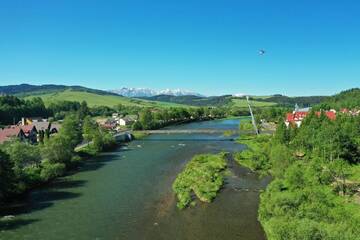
[0,0,359,96]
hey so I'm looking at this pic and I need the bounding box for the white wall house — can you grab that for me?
[119,117,135,126]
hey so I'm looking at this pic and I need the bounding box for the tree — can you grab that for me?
[139,109,154,130]
[2,140,41,178]
[329,159,351,195]
[59,114,82,148]
[82,116,97,142]
[41,135,73,166]
[270,144,293,178]
[78,101,90,119]
[274,120,289,144]
[132,121,143,130]
[0,150,15,202]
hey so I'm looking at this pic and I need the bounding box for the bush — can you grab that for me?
[40,161,66,181]
[173,153,227,209]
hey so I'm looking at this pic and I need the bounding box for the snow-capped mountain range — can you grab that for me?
[110,87,204,97]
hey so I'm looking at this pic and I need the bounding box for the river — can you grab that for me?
[0,118,270,240]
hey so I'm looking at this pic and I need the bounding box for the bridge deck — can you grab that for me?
[138,129,252,134]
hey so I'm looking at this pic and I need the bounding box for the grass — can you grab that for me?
[24,89,189,108]
[131,131,150,139]
[349,164,360,182]
[223,130,237,137]
[172,153,227,209]
[239,119,256,131]
[230,98,277,108]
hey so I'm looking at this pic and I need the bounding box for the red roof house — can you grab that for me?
[285,110,336,127]
[0,126,26,144]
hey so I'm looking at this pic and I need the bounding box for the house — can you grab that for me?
[32,121,51,132]
[31,121,60,134]
[50,123,61,134]
[112,113,120,118]
[20,125,38,143]
[315,111,336,120]
[0,126,26,144]
[118,115,138,126]
[19,117,48,126]
[340,108,360,116]
[18,117,62,142]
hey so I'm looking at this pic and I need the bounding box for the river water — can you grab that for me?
[0,118,270,240]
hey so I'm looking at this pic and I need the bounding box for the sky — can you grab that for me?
[0,0,359,96]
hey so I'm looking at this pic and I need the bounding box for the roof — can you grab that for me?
[286,110,336,123]
[0,126,23,144]
[121,115,137,122]
[286,111,308,122]
[315,111,336,120]
[32,122,50,131]
[286,113,295,122]
[296,107,311,112]
[20,125,37,134]
[50,123,61,131]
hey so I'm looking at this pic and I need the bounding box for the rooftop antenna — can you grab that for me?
[246,96,259,135]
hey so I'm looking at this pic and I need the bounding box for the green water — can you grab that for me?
[0,118,270,240]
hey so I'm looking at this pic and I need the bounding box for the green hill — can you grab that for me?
[0,83,118,97]
[23,89,188,108]
[252,94,327,107]
[142,94,277,107]
[141,94,232,106]
[317,88,360,109]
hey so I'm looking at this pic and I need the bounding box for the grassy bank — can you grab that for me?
[172,153,227,209]
[131,131,150,140]
[234,134,272,174]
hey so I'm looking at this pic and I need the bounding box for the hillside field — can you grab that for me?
[23,90,189,108]
[230,98,277,108]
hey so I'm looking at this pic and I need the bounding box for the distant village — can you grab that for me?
[285,105,360,127]
[95,113,138,131]
[0,114,138,145]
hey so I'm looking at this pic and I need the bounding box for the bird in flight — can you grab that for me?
[259,49,266,55]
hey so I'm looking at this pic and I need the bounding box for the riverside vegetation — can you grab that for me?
[0,111,116,207]
[236,111,360,239]
[172,153,227,209]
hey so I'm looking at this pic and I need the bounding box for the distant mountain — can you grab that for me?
[110,87,203,97]
[0,84,118,97]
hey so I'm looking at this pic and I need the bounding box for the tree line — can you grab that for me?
[132,107,231,130]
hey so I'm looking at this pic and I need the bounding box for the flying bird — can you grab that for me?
[259,49,266,55]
